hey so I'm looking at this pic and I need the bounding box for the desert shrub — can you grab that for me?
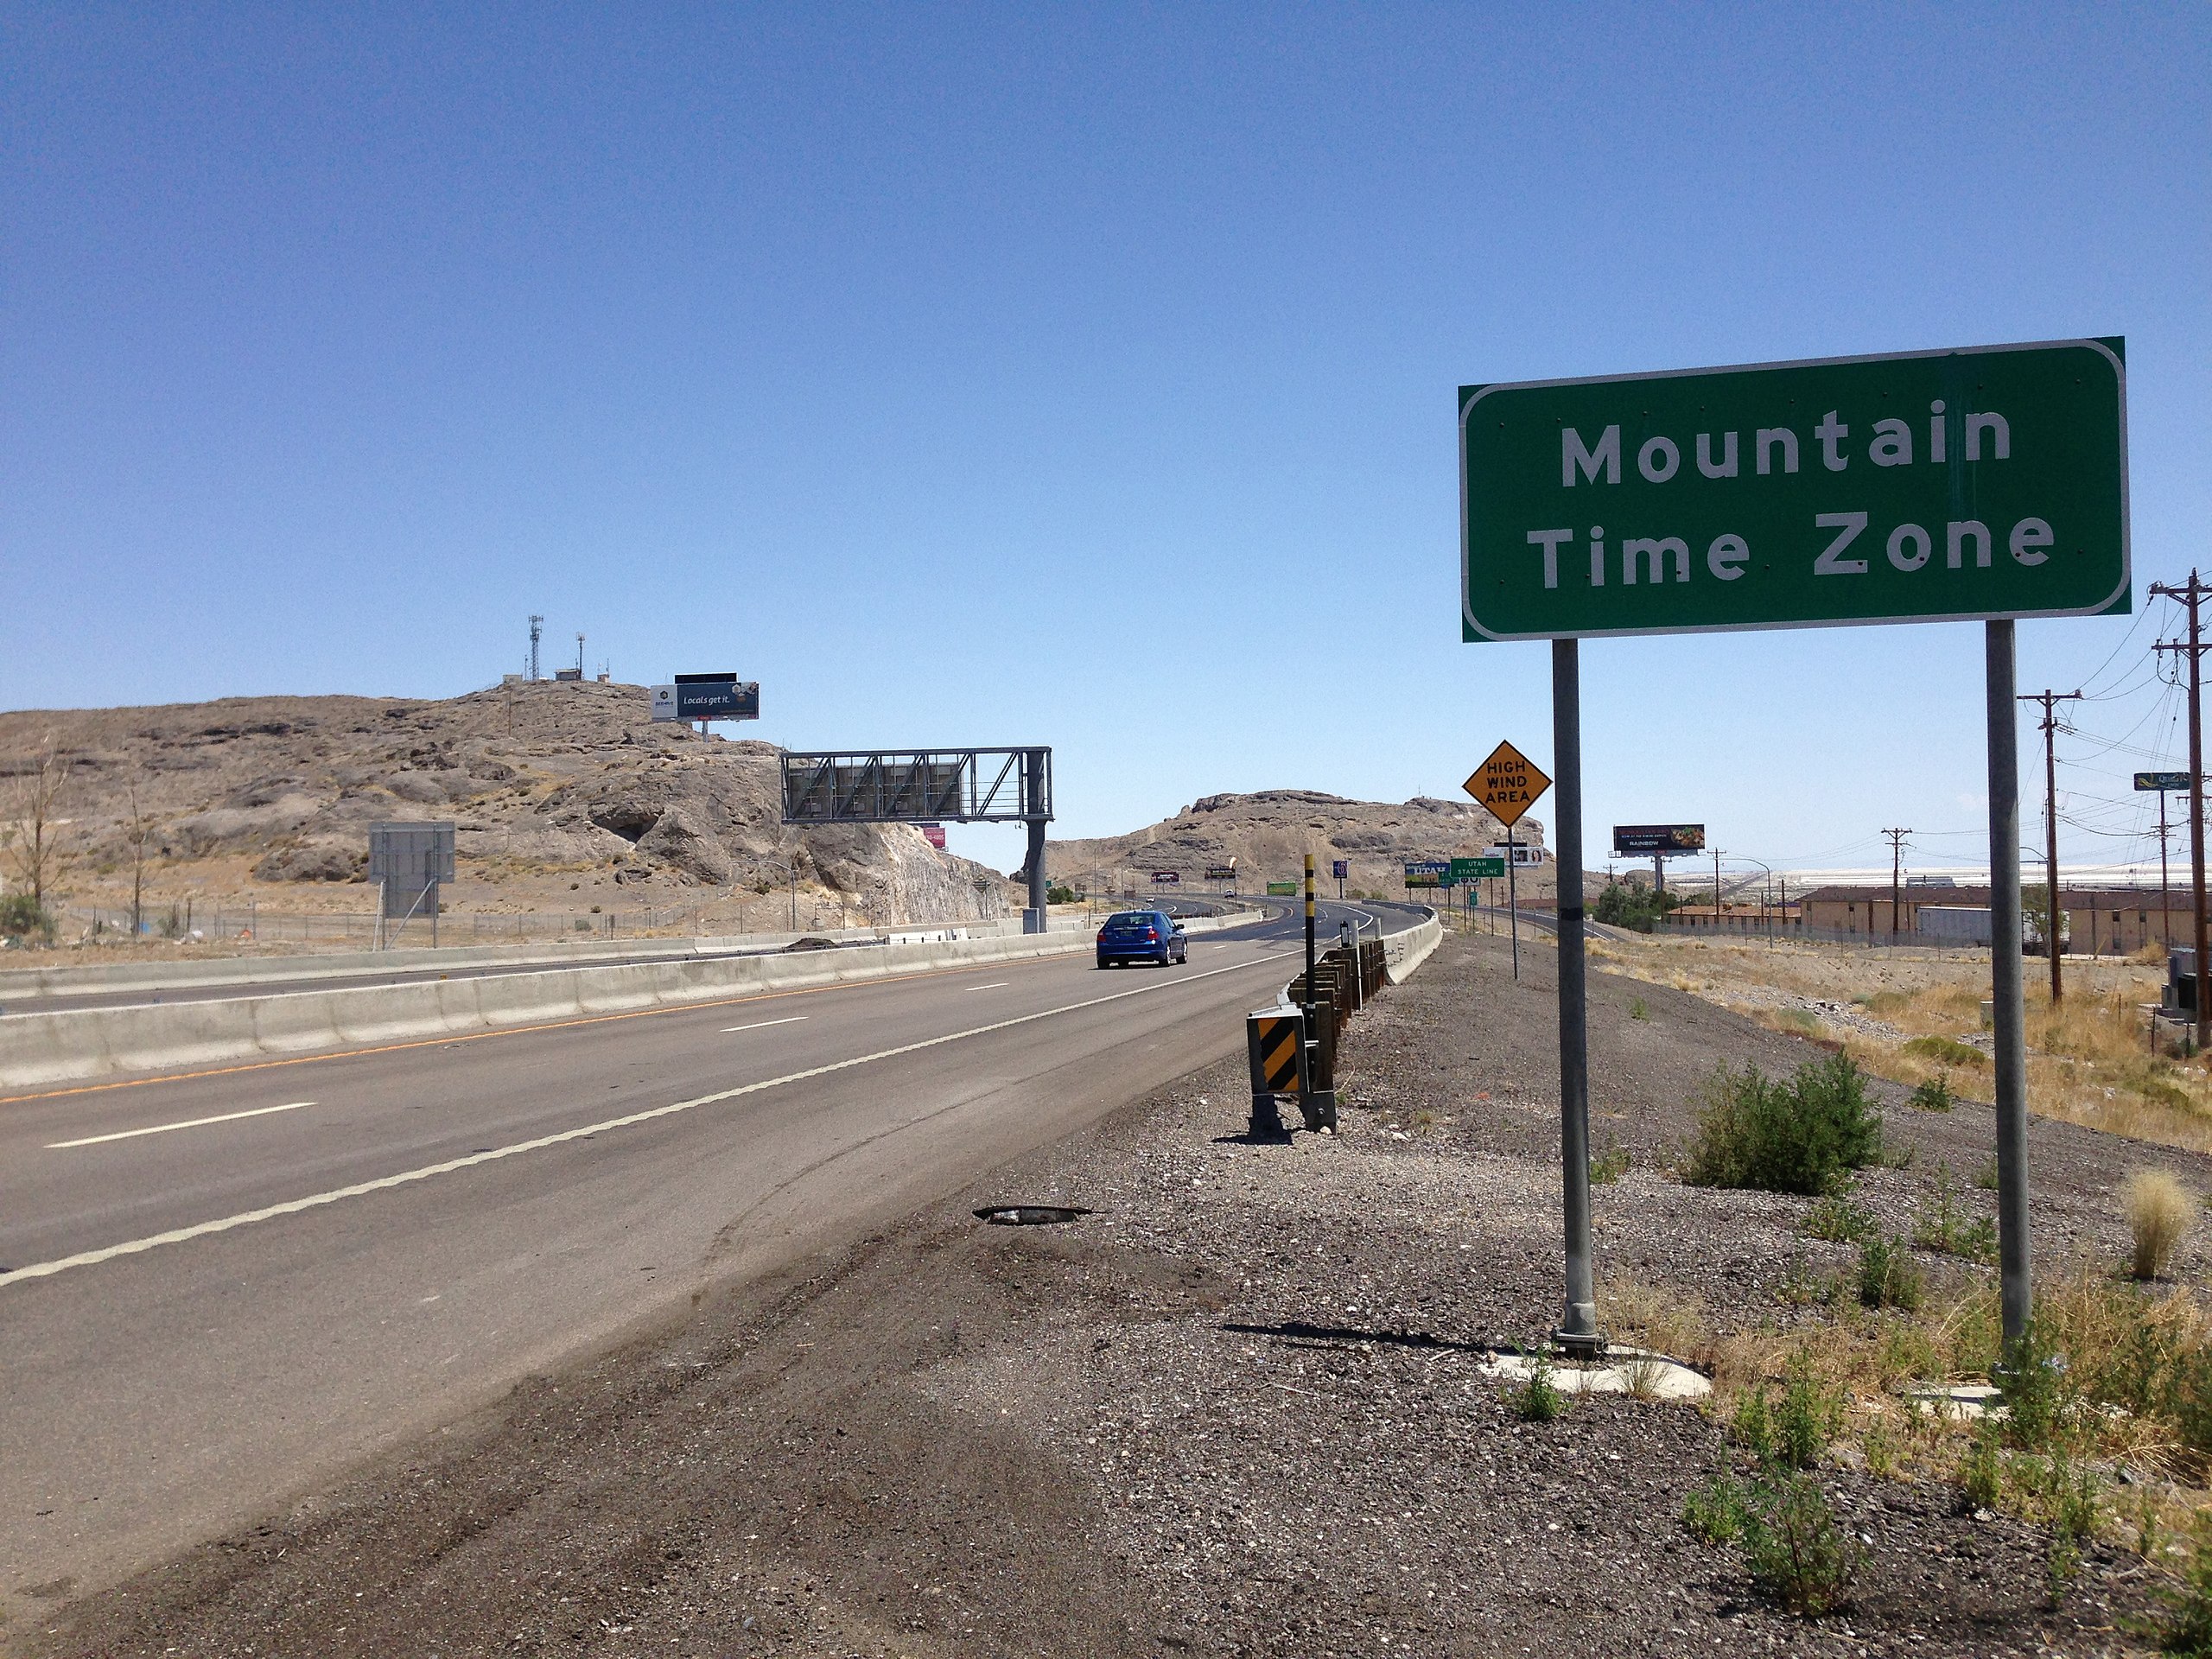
[1913,1166,1999,1264]
[2132,1073,2196,1112]
[1857,1236,1925,1310]
[1590,1141,1630,1185]
[1998,1315,2077,1452]
[1593,883,1681,932]
[2142,1508,2212,1656]
[1740,1472,1855,1616]
[1908,1073,1956,1112]
[1683,1470,1747,1543]
[2124,1169,2196,1281]
[0,892,48,942]
[1904,1034,1987,1068]
[1511,1351,1567,1422]
[1734,1358,1840,1471]
[1802,1195,1876,1243]
[1681,1054,1884,1197]
[1961,1421,2005,1511]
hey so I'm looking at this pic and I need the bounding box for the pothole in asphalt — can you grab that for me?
[974,1205,1092,1226]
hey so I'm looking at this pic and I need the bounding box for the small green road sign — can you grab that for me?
[1460,340,2128,641]
[1451,856,1506,880]
[1265,880,1298,896]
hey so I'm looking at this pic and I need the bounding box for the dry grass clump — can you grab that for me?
[2123,1168,2197,1281]
[1598,1273,1715,1373]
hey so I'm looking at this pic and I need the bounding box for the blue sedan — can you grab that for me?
[1096,909,1188,968]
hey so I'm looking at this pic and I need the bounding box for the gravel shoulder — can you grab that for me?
[22,931,2199,1657]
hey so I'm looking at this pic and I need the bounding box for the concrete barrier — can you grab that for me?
[1382,911,1444,984]
[0,913,1096,1003]
[0,930,1108,1092]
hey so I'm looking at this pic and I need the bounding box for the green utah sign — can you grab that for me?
[1460,340,2128,641]
[1451,856,1506,880]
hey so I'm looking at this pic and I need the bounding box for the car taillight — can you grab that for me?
[1141,927,1158,940]
[1096,929,1108,941]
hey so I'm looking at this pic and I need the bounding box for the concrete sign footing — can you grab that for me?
[1479,1346,1712,1402]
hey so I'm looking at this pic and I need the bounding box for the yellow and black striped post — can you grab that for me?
[1244,1009,1306,1138]
[1301,854,1338,1130]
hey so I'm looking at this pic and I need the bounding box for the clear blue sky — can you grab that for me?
[3,4,2207,876]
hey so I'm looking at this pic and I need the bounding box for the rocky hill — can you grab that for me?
[0,682,1014,925]
[1046,788,1549,899]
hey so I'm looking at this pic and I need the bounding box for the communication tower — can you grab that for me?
[528,615,543,680]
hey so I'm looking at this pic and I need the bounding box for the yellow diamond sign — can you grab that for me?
[1465,741,1550,829]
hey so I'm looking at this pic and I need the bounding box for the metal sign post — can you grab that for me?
[1462,338,2130,1364]
[1552,641,1597,1352]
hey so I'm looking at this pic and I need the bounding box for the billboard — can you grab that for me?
[1404,859,1450,889]
[1612,823,1706,856]
[1265,880,1298,896]
[1151,870,1179,886]
[672,674,760,721]
[2137,772,2193,792]
[1204,864,1237,881]
[919,823,947,849]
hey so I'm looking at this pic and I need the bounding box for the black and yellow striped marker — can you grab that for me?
[1245,1007,1306,1137]
[1255,1014,1302,1092]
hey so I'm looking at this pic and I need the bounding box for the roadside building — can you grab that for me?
[1658,903,1802,936]
[1797,883,2193,954]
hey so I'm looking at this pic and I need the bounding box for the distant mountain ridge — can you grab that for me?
[0,682,1012,924]
[1046,787,1547,896]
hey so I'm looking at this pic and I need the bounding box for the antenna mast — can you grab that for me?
[527,615,543,681]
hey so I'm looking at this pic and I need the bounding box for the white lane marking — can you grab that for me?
[47,1101,317,1150]
[721,1016,809,1033]
[961,982,1009,992]
[1211,944,1230,950]
[2,949,1296,1287]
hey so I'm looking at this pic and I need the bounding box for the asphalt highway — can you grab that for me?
[0,899,1409,1611]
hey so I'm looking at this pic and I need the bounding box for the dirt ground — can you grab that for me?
[22,931,2201,1657]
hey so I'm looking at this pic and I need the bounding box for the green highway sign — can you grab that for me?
[1265,880,1298,896]
[1460,340,2128,641]
[1451,856,1506,880]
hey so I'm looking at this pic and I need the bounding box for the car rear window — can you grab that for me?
[1105,913,1154,928]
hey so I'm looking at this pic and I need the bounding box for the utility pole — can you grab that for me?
[2153,573,2212,1052]
[2019,690,2082,1002]
[1881,828,1912,943]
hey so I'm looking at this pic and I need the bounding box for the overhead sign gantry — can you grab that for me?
[779,747,1054,931]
